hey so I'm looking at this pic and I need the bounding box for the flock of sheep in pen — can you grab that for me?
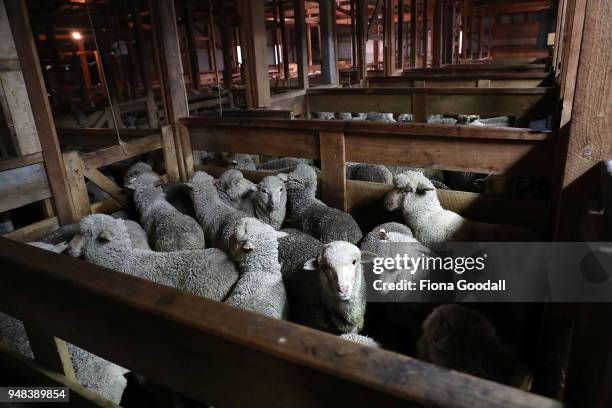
[0,112,545,406]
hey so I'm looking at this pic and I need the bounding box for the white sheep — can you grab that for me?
[223,218,288,319]
[365,112,396,122]
[313,112,336,120]
[335,112,353,120]
[282,241,376,334]
[79,214,239,301]
[384,171,538,242]
[256,157,310,172]
[219,152,257,170]
[250,175,288,229]
[285,164,362,244]
[124,162,161,187]
[131,181,205,251]
[339,333,380,348]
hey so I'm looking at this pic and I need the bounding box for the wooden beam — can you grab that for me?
[81,165,130,209]
[398,0,405,69]
[278,0,290,81]
[2,216,59,242]
[23,326,76,381]
[5,0,76,224]
[63,151,91,220]
[384,0,396,75]
[319,131,346,211]
[294,0,309,89]
[160,125,180,183]
[182,0,201,90]
[319,0,338,85]
[0,163,51,213]
[410,0,418,67]
[422,0,428,67]
[219,12,235,98]
[79,134,163,169]
[356,0,368,84]
[0,238,563,408]
[0,151,43,172]
[237,0,271,108]
[131,0,158,128]
[208,0,220,87]
[153,0,191,180]
[432,0,443,67]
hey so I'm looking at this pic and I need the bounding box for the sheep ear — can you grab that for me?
[124,178,137,190]
[416,181,435,193]
[303,258,319,270]
[360,251,378,264]
[277,173,288,182]
[98,229,113,242]
[249,185,258,192]
[230,160,238,165]
[243,241,256,250]
[184,182,195,191]
[274,231,288,240]
[378,229,390,240]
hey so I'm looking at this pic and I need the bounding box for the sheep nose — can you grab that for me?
[338,284,349,294]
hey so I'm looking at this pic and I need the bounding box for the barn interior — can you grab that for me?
[0,0,610,407]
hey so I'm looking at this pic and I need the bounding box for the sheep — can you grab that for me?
[313,111,336,120]
[427,114,457,125]
[214,169,256,211]
[278,228,324,280]
[469,116,511,127]
[189,171,252,251]
[335,112,353,120]
[285,164,362,244]
[443,171,485,192]
[340,333,380,347]
[223,218,288,319]
[386,165,445,184]
[346,163,393,184]
[79,214,239,301]
[131,181,205,251]
[283,241,376,334]
[397,113,413,123]
[384,171,538,242]
[365,112,396,122]
[250,175,288,229]
[219,152,257,170]
[256,157,309,171]
[417,304,515,385]
[124,162,161,187]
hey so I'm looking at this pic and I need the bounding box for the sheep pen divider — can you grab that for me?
[0,238,564,408]
[367,72,552,89]
[183,116,552,234]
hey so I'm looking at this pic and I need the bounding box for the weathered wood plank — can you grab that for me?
[1,216,58,243]
[0,239,562,408]
[0,163,51,213]
[63,151,91,220]
[319,131,346,210]
[161,125,180,183]
[79,134,162,169]
[0,151,43,171]
[82,165,130,209]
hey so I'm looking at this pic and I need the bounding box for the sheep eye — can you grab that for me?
[352,259,357,265]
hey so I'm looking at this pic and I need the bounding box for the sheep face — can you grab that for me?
[256,176,287,210]
[304,241,376,301]
[384,171,437,213]
[125,162,154,181]
[216,169,256,202]
[227,218,288,262]
[190,171,215,186]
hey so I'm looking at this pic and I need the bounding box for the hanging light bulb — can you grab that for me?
[71,31,82,40]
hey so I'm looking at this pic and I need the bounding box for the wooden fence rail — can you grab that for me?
[0,238,563,408]
[367,72,552,88]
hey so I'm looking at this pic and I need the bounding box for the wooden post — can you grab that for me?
[398,0,404,70]
[182,0,200,91]
[319,131,346,211]
[5,0,76,225]
[356,0,368,85]
[131,0,158,128]
[63,151,91,220]
[279,0,290,81]
[219,6,235,106]
[153,0,191,180]
[161,125,180,183]
[294,0,309,89]
[208,0,220,87]
[237,0,271,108]
[478,6,484,59]
[410,0,418,67]
[432,0,443,66]
[384,0,396,75]
[319,0,338,85]
[422,0,428,67]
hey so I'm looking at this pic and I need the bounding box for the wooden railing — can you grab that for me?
[305,87,555,120]
[0,238,564,408]
[367,72,552,88]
